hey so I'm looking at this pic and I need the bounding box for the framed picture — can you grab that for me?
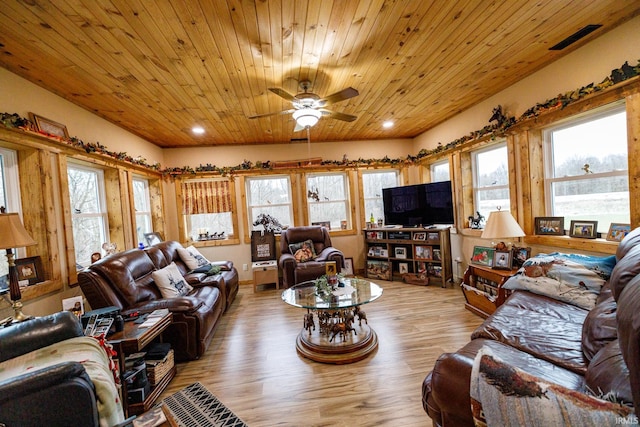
[342,258,354,276]
[414,245,433,260]
[366,260,391,281]
[326,261,337,276]
[534,217,565,235]
[144,232,163,247]
[433,248,441,261]
[493,250,512,270]
[398,262,409,275]
[15,256,44,285]
[471,246,495,267]
[606,223,631,242]
[394,247,407,259]
[569,220,598,239]
[62,296,84,319]
[312,221,331,230]
[29,113,70,139]
[512,246,531,268]
[413,232,426,241]
[427,232,440,242]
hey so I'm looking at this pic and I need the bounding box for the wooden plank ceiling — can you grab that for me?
[0,1,638,148]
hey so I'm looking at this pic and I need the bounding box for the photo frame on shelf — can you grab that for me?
[15,256,44,285]
[311,221,331,230]
[471,246,495,267]
[413,232,426,241]
[29,113,70,139]
[342,258,354,276]
[144,232,163,247]
[493,250,512,270]
[62,296,84,319]
[569,220,598,239]
[414,245,433,260]
[398,262,409,275]
[534,217,565,236]
[512,246,531,268]
[394,247,407,259]
[606,223,631,242]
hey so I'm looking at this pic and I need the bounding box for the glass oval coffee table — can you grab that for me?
[281,278,383,364]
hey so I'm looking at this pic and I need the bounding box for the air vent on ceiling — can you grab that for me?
[549,24,602,50]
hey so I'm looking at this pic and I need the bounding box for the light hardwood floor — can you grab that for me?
[160,280,483,426]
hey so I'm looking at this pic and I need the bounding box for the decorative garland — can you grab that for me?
[1,60,638,177]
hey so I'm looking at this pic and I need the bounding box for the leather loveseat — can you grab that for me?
[0,311,124,427]
[79,241,238,361]
[422,227,640,426]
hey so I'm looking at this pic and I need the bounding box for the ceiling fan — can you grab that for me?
[249,80,359,131]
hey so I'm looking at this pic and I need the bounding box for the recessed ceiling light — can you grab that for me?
[192,126,205,135]
[383,121,394,129]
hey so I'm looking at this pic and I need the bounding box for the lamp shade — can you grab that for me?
[292,108,321,128]
[481,210,525,239]
[0,213,37,249]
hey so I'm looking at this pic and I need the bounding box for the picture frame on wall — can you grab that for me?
[16,256,44,285]
[29,113,70,139]
[534,217,565,235]
[569,220,598,239]
[606,223,631,242]
[493,250,512,270]
[471,246,495,267]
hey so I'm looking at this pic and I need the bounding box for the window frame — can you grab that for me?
[245,174,294,234]
[430,160,450,183]
[132,175,153,246]
[302,170,356,235]
[471,141,510,219]
[359,168,401,229]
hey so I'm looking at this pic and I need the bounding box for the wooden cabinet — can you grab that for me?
[363,227,452,287]
[461,264,517,318]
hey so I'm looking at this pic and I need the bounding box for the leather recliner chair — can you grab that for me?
[279,226,345,288]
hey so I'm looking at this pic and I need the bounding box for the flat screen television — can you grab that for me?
[382,181,454,227]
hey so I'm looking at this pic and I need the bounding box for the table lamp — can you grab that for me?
[0,212,37,322]
[481,207,525,250]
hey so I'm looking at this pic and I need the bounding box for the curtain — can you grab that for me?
[181,180,231,215]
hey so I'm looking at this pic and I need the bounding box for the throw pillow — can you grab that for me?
[502,252,616,310]
[289,239,317,263]
[178,245,211,270]
[152,262,193,298]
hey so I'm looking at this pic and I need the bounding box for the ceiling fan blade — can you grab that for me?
[320,109,358,122]
[248,109,295,119]
[268,87,296,101]
[318,87,359,106]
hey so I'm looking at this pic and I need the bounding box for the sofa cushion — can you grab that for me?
[472,291,589,374]
[502,252,616,310]
[582,294,618,362]
[289,239,317,262]
[152,262,193,298]
[611,244,640,301]
[177,245,210,270]
[585,339,633,406]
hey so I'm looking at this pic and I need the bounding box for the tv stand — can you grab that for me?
[364,227,452,287]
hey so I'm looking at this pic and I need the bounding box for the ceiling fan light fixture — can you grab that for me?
[293,108,322,128]
[383,120,394,129]
[192,126,205,135]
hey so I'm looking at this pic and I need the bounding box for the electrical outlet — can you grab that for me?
[243,263,248,271]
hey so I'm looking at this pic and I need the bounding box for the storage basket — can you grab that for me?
[146,349,174,386]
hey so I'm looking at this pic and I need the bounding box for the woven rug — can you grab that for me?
[162,382,248,427]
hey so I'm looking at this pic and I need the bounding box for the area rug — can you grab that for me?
[162,382,248,427]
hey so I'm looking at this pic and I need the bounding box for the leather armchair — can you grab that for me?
[279,226,344,288]
[0,312,101,427]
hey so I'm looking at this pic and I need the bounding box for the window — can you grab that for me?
[472,143,510,219]
[544,105,628,233]
[361,170,400,226]
[133,176,153,245]
[181,179,235,241]
[430,160,450,182]
[246,175,293,230]
[67,164,109,268]
[0,148,24,291]
[306,172,350,230]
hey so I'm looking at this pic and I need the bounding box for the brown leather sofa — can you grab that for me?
[78,241,238,361]
[422,228,640,426]
[279,226,345,288]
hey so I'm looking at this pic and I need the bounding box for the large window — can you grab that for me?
[306,172,350,230]
[133,176,153,245]
[544,104,628,233]
[67,164,109,268]
[246,175,293,231]
[472,142,510,219]
[181,179,235,241]
[361,170,400,226]
[430,160,450,182]
[0,148,23,291]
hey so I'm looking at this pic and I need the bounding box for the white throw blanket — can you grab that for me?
[0,336,124,427]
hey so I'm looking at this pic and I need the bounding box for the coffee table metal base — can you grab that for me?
[296,323,378,364]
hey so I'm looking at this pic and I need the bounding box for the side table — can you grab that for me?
[460,264,517,318]
[252,260,278,292]
[108,309,175,417]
